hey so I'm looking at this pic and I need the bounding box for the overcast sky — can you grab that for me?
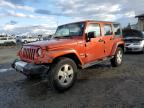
[0,0,144,35]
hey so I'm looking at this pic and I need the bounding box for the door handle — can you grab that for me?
[110,37,115,40]
[98,39,104,42]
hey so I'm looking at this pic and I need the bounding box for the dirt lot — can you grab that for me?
[0,47,20,64]
[0,47,144,108]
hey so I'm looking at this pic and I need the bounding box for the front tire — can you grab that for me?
[48,57,77,92]
[111,47,123,67]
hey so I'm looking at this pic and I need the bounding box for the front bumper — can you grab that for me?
[125,46,143,52]
[12,59,49,76]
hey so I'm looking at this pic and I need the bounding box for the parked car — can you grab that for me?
[0,36,16,45]
[43,35,53,40]
[12,20,124,92]
[16,36,39,44]
[123,29,144,53]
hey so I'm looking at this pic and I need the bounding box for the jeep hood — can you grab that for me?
[25,38,78,49]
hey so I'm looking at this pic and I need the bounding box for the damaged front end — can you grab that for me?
[12,59,49,76]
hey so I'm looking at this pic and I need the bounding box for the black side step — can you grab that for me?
[81,56,114,69]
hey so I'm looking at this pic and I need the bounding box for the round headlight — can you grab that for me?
[37,48,42,56]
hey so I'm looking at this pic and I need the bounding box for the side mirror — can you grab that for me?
[87,32,95,41]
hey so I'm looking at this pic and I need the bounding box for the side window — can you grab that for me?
[104,24,113,36]
[87,23,101,37]
[113,24,121,37]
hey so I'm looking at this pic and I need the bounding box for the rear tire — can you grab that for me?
[48,57,77,92]
[111,47,123,67]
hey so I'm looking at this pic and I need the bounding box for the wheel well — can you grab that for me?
[53,53,82,68]
[118,44,124,52]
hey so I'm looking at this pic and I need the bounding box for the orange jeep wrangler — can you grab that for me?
[12,20,124,92]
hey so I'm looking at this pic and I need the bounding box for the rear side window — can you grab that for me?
[113,24,121,37]
[104,24,113,36]
[87,23,101,37]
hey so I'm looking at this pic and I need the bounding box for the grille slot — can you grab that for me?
[23,47,37,60]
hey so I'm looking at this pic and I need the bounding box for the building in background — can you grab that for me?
[130,23,138,30]
[135,14,144,32]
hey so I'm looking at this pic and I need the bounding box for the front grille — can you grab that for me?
[126,48,132,51]
[125,43,131,46]
[22,47,37,60]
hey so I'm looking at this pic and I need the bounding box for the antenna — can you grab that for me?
[56,16,59,26]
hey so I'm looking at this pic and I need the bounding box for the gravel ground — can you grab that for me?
[0,50,144,108]
[0,47,20,64]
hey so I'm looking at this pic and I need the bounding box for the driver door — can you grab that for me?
[85,23,105,63]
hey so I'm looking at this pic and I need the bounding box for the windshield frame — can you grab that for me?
[54,22,85,38]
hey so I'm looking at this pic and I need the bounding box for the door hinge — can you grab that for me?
[104,49,106,53]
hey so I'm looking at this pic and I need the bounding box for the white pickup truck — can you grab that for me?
[0,37,16,44]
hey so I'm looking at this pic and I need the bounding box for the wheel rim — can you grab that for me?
[117,50,123,64]
[57,64,74,86]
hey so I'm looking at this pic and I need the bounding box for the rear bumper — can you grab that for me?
[12,59,49,76]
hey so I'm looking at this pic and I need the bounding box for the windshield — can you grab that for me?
[123,29,144,38]
[54,22,85,37]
